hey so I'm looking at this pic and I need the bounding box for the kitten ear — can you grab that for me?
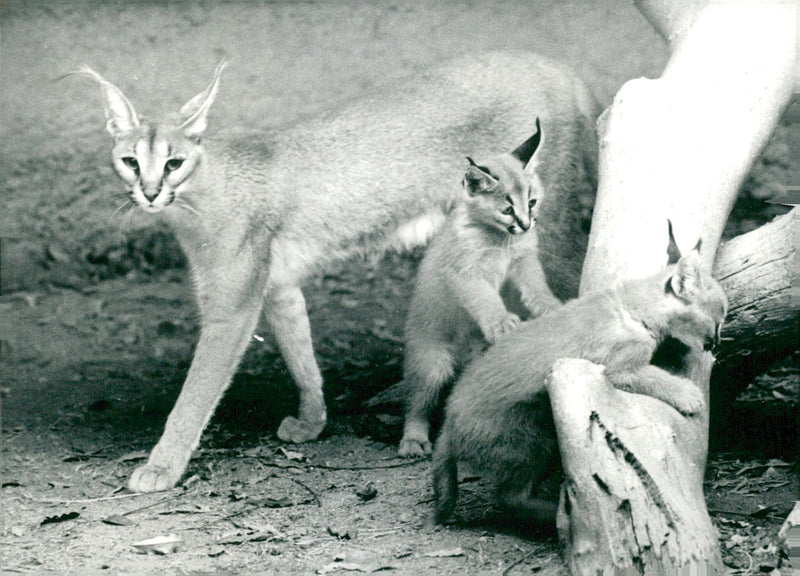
[511,117,543,169]
[463,157,498,196]
[179,60,227,137]
[69,66,141,137]
[669,249,704,299]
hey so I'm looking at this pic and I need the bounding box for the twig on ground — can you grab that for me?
[284,476,322,507]
[37,491,175,505]
[257,456,428,472]
[503,548,544,576]
[121,495,176,517]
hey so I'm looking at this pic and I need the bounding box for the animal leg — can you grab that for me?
[398,342,455,457]
[129,269,265,492]
[264,284,327,443]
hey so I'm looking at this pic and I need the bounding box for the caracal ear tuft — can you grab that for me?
[463,157,497,196]
[511,117,543,169]
[179,59,227,137]
[68,66,141,138]
[666,219,682,265]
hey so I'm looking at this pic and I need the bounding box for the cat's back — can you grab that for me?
[210,52,598,276]
[447,289,625,410]
[226,52,595,195]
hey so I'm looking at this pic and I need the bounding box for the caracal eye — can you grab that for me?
[121,157,139,172]
[501,206,515,216]
[164,158,185,172]
[529,198,538,209]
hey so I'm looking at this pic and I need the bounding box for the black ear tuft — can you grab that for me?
[511,117,542,168]
[666,219,681,265]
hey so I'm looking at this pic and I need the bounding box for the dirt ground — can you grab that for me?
[1,2,796,575]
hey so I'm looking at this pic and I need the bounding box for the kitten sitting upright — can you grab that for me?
[399,120,560,458]
[431,237,728,524]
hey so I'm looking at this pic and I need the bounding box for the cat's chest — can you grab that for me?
[475,244,513,286]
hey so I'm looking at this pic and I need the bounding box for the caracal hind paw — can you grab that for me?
[129,463,178,493]
[277,416,326,443]
[398,436,432,458]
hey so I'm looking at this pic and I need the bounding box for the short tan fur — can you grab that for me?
[399,122,561,458]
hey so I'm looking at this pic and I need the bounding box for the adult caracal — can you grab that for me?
[76,52,599,492]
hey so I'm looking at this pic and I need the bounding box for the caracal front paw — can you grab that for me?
[277,415,327,443]
[129,463,181,493]
[398,433,432,458]
[654,376,706,417]
[669,382,706,417]
[483,313,521,344]
[521,293,561,319]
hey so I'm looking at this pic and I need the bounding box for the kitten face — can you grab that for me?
[461,122,544,236]
[462,155,541,236]
[112,124,200,213]
[664,253,729,351]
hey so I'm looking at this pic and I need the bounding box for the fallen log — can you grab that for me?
[712,208,797,403]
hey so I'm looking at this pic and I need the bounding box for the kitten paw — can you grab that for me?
[671,385,706,416]
[398,437,432,458]
[521,295,561,319]
[129,463,179,493]
[484,313,521,344]
[277,416,326,443]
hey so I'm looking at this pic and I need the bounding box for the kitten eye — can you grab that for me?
[501,206,515,216]
[529,198,538,209]
[121,157,139,172]
[164,158,185,172]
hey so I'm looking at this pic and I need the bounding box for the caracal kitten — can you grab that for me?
[75,52,599,492]
[432,243,728,524]
[399,121,560,458]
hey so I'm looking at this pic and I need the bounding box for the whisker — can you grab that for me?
[120,202,138,235]
[177,197,202,219]
[110,199,133,223]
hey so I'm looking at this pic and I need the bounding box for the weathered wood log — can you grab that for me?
[712,208,797,403]
[548,358,723,575]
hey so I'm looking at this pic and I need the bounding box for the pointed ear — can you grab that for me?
[69,66,140,137]
[511,117,543,169]
[179,60,227,137]
[669,250,703,299]
[463,157,497,196]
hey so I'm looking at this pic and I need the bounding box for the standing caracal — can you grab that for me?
[77,52,599,492]
[399,121,562,458]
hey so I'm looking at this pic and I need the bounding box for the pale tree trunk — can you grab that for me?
[552,0,796,574]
